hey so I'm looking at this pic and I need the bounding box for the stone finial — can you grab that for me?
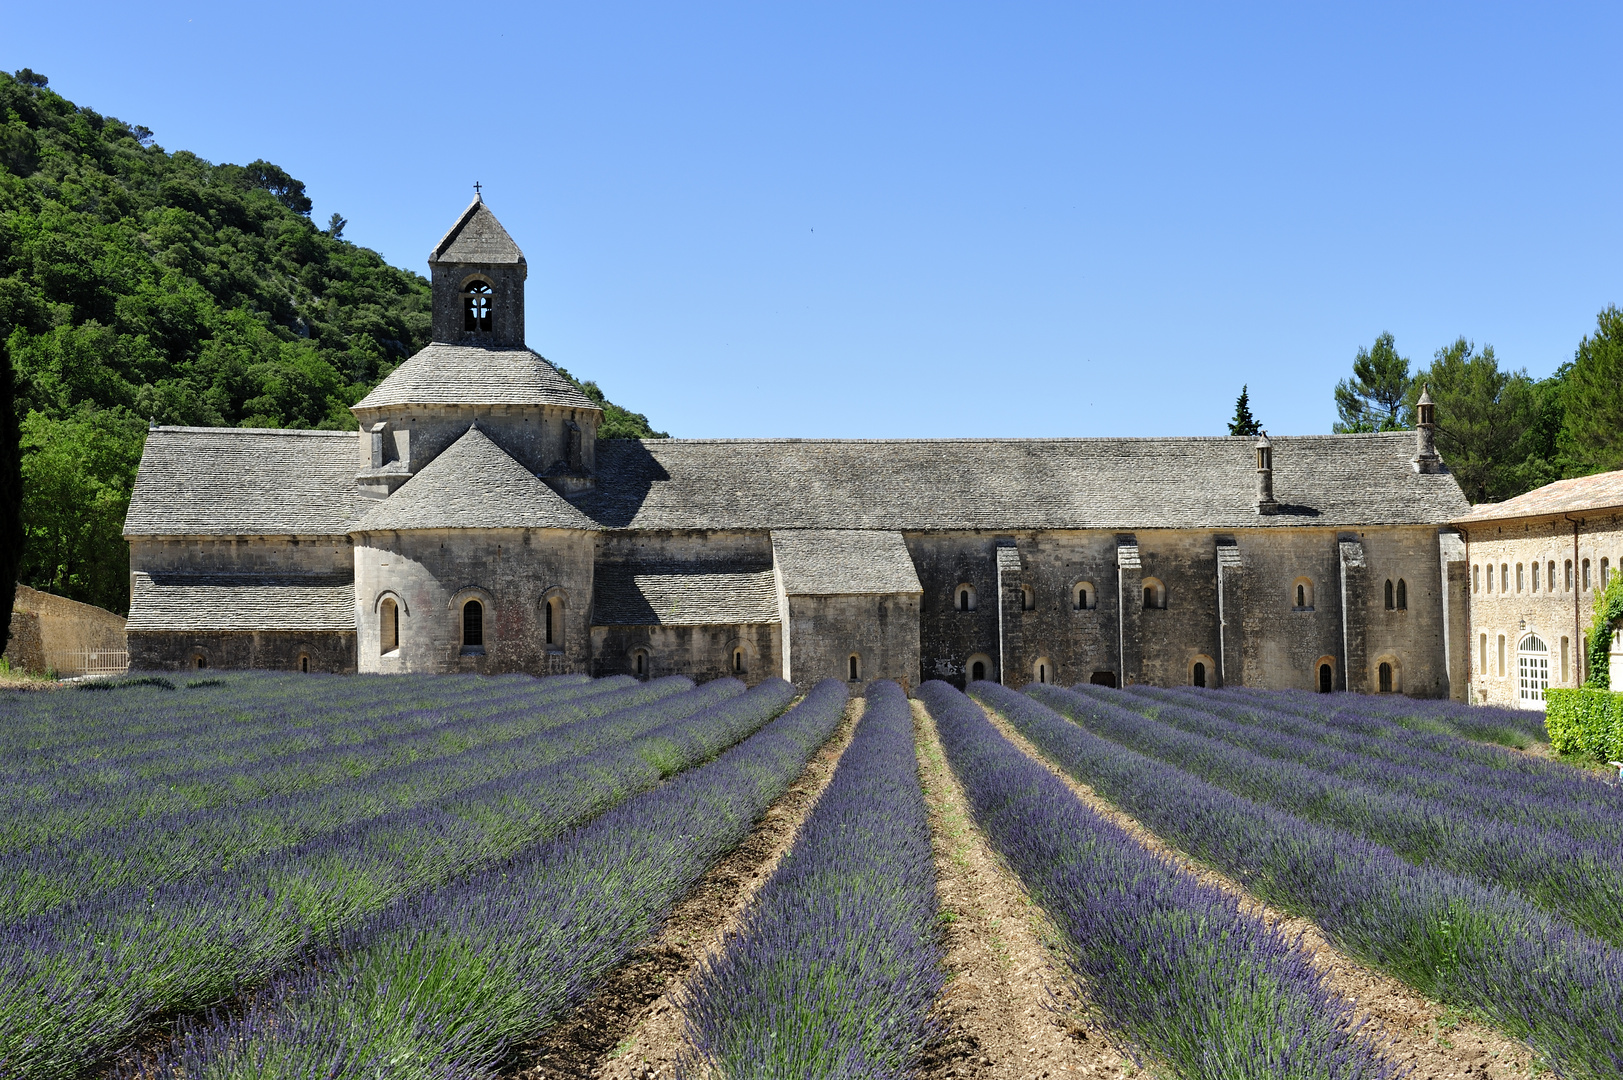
[1413,383,1441,474]
[1254,432,1278,514]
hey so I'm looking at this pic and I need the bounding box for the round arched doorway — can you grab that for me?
[1517,633,1549,707]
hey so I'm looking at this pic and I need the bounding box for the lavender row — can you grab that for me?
[681,681,941,1079]
[0,674,620,810]
[1114,686,1621,843]
[922,683,1398,1080]
[1002,682,1623,1080]
[1053,683,1623,945]
[1231,686,1546,748]
[0,676,731,924]
[1131,685,1614,811]
[141,680,853,1080]
[0,674,679,856]
[0,678,796,1080]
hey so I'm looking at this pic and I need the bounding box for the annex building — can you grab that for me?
[123,198,1474,695]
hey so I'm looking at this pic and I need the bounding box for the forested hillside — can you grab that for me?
[0,69,663,615]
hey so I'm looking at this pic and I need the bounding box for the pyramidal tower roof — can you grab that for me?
[429,194,525,266]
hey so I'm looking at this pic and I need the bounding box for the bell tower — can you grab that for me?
[427,191,526,348]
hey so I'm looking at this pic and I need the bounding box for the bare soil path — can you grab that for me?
[507,696,867,1080]
[976,697,1542,1080]
[912,700,1137,1079]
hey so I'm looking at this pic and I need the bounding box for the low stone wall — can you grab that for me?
[129,630,357,674]
[4,585,127,674]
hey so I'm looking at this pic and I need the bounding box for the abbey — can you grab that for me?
[124,198,1474,696]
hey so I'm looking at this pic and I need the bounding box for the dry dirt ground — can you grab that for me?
[974,698,1545,1080]
[506,697,868,1080]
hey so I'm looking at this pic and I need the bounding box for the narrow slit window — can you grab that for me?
[848,654,860,681]
[1561,636,1570,683]
[1296,584,1305,607]
[1384,580,1395,610]
[1532,562,1540,592]
[1473,564,1480,593]
[1479,633,1487,674]
[299,655,310,673]
[1396,579,1407,610]
[1566,560,1574,590]
[380,598,398,653]
[1516,564,1524,593]
[1583,559,1591,590]
[733,648,744,674]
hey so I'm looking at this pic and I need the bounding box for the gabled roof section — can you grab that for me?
[580,432,1472,531]
[125,427,361,537]
[355,425,596,532]
[428,195,524,265]
[1454,468,1623,525]
[352,344,599,412]
[593,562,780,626]
[771,530,923,595]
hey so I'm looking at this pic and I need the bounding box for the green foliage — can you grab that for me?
[1334,332,1413,432]
[0,335,19,652]
[1559,305,1623,476]
[1583,574,1623,690]
[0,70,663,615]
[569,372,669,439]
[1404,338,1539,504]
[1226,384,1261,436]
[1543,687,1623,762]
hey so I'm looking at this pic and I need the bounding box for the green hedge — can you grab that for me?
[1545,687,1623,761]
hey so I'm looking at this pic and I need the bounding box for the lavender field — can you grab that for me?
[0,672,1611,1079]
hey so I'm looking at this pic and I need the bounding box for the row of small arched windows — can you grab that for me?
[376,593,565,656]
[1473,558,1611,595]
[951,577,1345,613]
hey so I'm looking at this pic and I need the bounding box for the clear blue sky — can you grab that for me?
[5,2,1620,439]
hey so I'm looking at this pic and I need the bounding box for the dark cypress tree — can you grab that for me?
[0,336,21,657]
[1228,385,1262,436]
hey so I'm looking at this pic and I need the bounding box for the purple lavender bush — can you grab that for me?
[919,681,1399,1080]
[137,679,852,1080]
[995,682,1623,1080]
[1046,683,1623,946]
[679,680,941,1080]
[0,677,792,1080]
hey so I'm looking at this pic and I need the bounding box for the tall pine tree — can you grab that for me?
[1228,385,1262,435]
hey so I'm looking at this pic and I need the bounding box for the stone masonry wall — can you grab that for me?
[351,403,599,480]
[129,630,355,673]
[354,527,595,675]
[590,623,781,685]
[782,593,920,693]
[1461,512,1623,707]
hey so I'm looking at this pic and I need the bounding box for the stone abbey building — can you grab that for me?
[124,198,1474,695]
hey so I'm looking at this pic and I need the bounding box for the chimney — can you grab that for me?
[1255,432,1279,515]
[1413,384,1441,473]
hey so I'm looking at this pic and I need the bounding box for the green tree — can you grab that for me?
[1334,332,1412,432]
[1559,305,1623,475]
[0,336,21,651]
[1227,385,1261,435]
[1406,338,1537,503]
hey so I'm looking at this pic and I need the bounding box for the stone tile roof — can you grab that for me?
[356,426,597,532]
[352,344,599,411]
[592,562,780,626]
[770,531,924,595]
[581,432,1471,531]
[125,427,361,537]
[429,196,524,265]
[1454,468,1623,525]
[126,572,354,632]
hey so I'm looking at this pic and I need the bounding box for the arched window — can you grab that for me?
[1561,636,1571,683]
[1516,564,1524,593]
[1378,662,1393,693]
[732,648,745,674]
[1548,561,1556,592]
[967,653,991,683]
[956,585,977,612]
[1033,657,1052,684]
[462,599,484,651]
[1604,558,1612,588]
[462,280,493,332]
[1517,634,1549,705]
[380,597,399,654]
[1501,563,1509,591]
[1292,577,1314,610]
[1396,579,1407,610]
[1192,661,1206,688]
[1565,559,1574,590]
[194,654,206,670]
[1472,564,1480,593]
[1497,634,1506,677]
[1479,633,1488,675]
[299,654,310,673]
[1583,559,1591,590]
[543,594,564,649]
[1297,584,1305,607]
[1532,562,1540,593]
[1142,577,1166,610]
[848,654,861,681]
[1021,585,1035,611]
[1318,662,1333,693]
[1073,581,1095,610]
[633,649,649,678]
[1384,580,1394,610]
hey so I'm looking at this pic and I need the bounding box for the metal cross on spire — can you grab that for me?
[473,180,482,197]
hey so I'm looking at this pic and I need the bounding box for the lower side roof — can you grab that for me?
[592,562,780,626]
[127,572,355,633]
